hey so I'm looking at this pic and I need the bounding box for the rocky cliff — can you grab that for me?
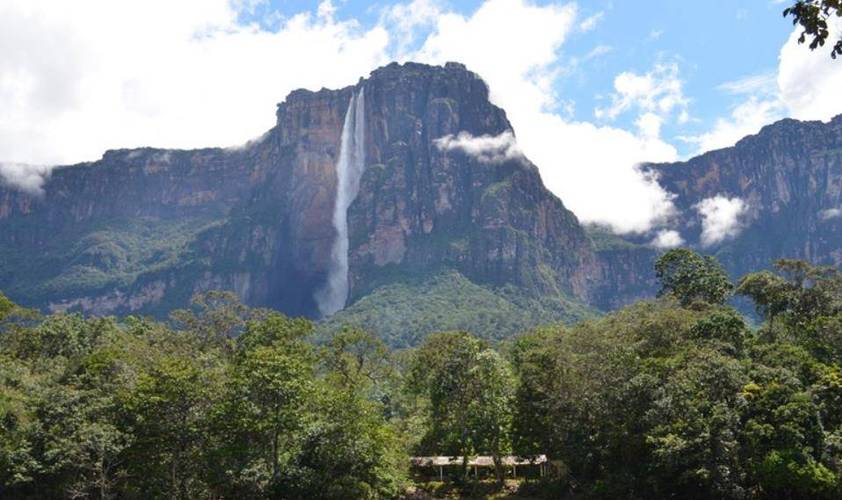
[0,62,600,330]
[4,62,839,341]
[642,116,842,277]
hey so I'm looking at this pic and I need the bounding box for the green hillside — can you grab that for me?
[318,269,596,348]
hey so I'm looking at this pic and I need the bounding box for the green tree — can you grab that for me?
[407,332,484,478]
[470,350,514,485]
[656,248,734,307]
[122,355,218,499]
[0,292,13,322]
[408,332,516,483]
[278,389,405,499]
[738,260,842,360]
[212,312,316,495]
[170,290,256,351]
[322,327,393,397]
[646,348,748,499]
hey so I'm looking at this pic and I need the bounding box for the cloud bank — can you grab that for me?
[434,131,521,164]
[0,163,51,195]
[650,229,684,249]
[695,195,747,247]
[0,0,389,167]
[820,208,842,220]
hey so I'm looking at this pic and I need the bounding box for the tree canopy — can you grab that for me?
[2,252,842,498]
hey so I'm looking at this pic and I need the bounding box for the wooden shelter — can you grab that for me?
[410,455,548,481]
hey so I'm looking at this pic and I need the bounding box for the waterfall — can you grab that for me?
[315,88,366,317]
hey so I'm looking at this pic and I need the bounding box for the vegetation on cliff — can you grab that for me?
[1,250,842,499]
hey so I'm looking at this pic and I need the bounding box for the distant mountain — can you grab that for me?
[1,62,840,345]
[642,116,842,277]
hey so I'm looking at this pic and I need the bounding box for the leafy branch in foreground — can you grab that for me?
[784,0,842,58]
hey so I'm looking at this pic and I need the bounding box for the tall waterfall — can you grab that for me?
[315,88,366,317]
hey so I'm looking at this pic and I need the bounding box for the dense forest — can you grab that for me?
[1,249,842,499]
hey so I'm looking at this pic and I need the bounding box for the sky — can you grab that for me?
[1,0,841,235]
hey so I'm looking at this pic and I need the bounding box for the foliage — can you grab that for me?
[2,253,842,499]
[784,0,842,59]
[319,269,595,348]
[507,256,842,498]
[407,332,515,482]
[656,248,734,306]
[0,293,405,499]
[0,216,218,308]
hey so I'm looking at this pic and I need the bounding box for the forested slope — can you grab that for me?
[2,249,842,498]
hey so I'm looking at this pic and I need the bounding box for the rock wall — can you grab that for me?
[0,62,600,318]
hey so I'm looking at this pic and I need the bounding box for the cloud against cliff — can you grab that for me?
[650,229,684,249]
[0,0,705,233]
[0,163,51,195]
[408,0,679,233]
[695,195,747,247]
[434,132,522,164]
[820,208,842,220]
[679,95,785,153]
[5,0,838,236]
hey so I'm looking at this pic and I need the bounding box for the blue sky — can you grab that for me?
[1,0,840,235]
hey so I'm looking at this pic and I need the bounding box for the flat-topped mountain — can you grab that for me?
[1,62,840,345]
[0,62,606,343]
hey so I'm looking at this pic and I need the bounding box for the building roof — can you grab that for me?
[410,455,547,467]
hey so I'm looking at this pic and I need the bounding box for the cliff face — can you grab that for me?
[643,116,842,276]
[588,116,842,306]
[7,62,837,332]
[346,63,596,303]
[0,62,599,322]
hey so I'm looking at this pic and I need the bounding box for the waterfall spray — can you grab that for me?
[315,88,366,317]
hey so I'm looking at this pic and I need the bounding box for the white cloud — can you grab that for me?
[778,18,842,121]
[0,0,389,168]
[584,44,612,60]
[636,112,663,139]
[695,195,747,246]
[820,208,842,220]
[679,70,785,152]
[688,20,842,156]
[0,0,722,235]
[380,0,442,56]
[434,131,522,163]
[578,11,604,33]
[717,71,777,95]
[680,96,785,153]
[0,162,51,195]
[651,229,684,249]
[595,63,688,121]
[415,0,576,117]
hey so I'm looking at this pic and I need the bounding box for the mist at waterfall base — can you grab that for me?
[315,88,366,317]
